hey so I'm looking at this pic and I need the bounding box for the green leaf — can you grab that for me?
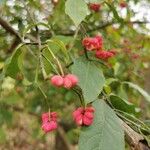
[72,57,105,104]
[123,82,150,103]
[109,94,137,114]
[4,44,24,78]
[65,0,89,26]
[79,100,125,150]
[42,48,53,74]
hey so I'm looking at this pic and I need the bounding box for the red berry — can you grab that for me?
[72,107,84,118]
[84,111,94,119]
[83,116,93,126]
[85,106,95,113]
[120,2,127,8]
[63,74,78,89]
[42,112,57,123]
[72,106,95,126]
[50,75,64,87]
[75,114,84,125]
[82,35,103,51]
[65,74,78,87]
[41,112,58,133]
[95,50,114,60]
[63,77,73,89]
[42,121,57,133]
[72,107,84,125]
[89,3,101,12]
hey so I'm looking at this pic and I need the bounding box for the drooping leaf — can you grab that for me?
[65,0,89,26]
[79,100,125,150]
[123,82,150,103]
[109,94,137,114]
[42,48,53,74]
[4,44,24,79]
[72,57,105,104]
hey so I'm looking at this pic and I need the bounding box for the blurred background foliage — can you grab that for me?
[0,0,150,149]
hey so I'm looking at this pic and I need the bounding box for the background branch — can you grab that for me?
[0,17,21,39]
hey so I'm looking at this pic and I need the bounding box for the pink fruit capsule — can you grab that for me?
[65,74,78,87]
[63,77,73,89]
[50,75,64,87]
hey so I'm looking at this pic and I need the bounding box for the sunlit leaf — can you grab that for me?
[65,0,89,26]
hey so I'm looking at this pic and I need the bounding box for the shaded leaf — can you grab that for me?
[4,44,24,78]
[109,94,137,114]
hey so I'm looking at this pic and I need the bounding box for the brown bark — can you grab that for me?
[0,17,22,53]
[0,17,21,39]
[121,120,150,150]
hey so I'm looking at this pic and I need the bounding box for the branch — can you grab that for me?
[0,17,22,53]
[7,37,20,53]
[0,17,22,40]
[35,20,149,38]
[120,120,150,150]
[87,20,150,33]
